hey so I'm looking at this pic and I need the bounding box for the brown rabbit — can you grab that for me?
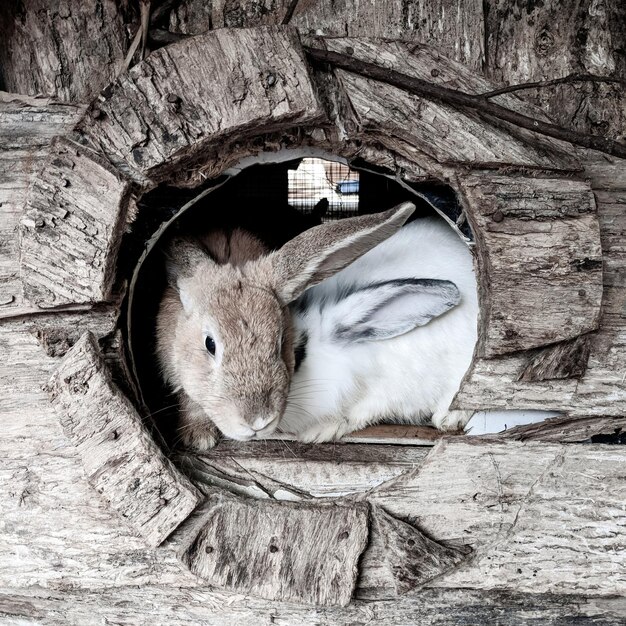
[156,203,415,450]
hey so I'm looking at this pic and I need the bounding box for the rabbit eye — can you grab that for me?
[205,335,216,356]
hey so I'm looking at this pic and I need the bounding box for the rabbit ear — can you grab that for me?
[333,279,461,342]
[165,238,215,313]
[266,202,415,303]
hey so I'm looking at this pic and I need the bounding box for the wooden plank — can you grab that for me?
[372,439,626,597]
[48,332,203,547]
[0,0,129,103]
[20,137,134,309]
[458,174,602,357]
[2,585,624,625]
[0,94,85,319]
[315,37,580,172]
[76,26,325,182]
[0,325,198,589]
[177,490,369,606]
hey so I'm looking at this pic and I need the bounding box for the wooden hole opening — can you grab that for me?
[123,153,477,452]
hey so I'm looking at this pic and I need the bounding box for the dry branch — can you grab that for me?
[304,46,626,159]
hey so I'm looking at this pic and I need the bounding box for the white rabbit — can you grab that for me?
[280,216,478,443]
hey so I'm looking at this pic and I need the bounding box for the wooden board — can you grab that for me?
[2,585,625,625]
[169,0,487,73]
[20,137,134,309]
[454,158,626,417]
[484,0,626,142]
[371,439,626,597]
[76,26,325,183]
[48,332,203,547]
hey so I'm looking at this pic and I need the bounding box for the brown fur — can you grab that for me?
[155,204,415,450]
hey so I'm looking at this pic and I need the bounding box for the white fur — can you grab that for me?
[280,217,478,442]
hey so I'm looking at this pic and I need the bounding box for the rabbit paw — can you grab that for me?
[432,409,474,432]
[298,421,349,443]
[178,423,219,451]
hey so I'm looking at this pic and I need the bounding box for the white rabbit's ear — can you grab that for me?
[265,202,415,303]
[333,279,461,342]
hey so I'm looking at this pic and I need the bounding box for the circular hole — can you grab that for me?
[123,153,475,451]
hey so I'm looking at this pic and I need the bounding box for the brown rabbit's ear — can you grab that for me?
[266,202,415,303]
[165,238,215,285]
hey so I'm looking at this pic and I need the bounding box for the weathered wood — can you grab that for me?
[310,37,581,171]
[358,505,471,599]
[519,335,591,382]
[458,174,602,357]
[2,586,625,625]
[76,26,325,183]
[178,490,369,606]
[454,163,626,417]
[485,0,626,141]
[0,0,130,103]
[0,94,85,319]
[48,332,202,547]
[2,324,625,602]
[179,440,431,499]
[495,415,626,443]
[372,439,626,597]
[19,137,134,309]
[168,0,487,73]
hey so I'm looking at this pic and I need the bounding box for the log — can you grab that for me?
[0,94,85,319]
[168,0,487,73]
[177,490,369,606]
[178,440,431,499]
[309,37,580,171]
[0,0,130,103]
[19,137,135,309]
[458,174,602,357]
[454,159,626,417]
[76,26,325,183]
[2,585,624,625]
[372,439,626,597]
[48,332,203,547]
[484,0,626,141]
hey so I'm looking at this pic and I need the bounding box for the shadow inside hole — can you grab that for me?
[126,158,469,449]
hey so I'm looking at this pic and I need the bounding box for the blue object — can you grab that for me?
[336,180,359,195]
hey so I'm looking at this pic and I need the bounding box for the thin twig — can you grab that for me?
[481,73,626,99]
[304,46,626,160]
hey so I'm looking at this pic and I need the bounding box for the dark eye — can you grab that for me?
[205,335,216,356]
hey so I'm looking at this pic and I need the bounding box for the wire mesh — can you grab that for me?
[288,158,360,220]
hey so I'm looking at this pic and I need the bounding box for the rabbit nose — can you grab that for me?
[251,414,274,431]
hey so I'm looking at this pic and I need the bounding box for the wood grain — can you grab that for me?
[0,94,85,319]
[20,137,134,309]
[313,37,580,172]
[48,332,203,547]
[3,585,624,625]
[0,0,129,103]
[178,490,369,606]
[458,174,602,357]
[76,26,325,183]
